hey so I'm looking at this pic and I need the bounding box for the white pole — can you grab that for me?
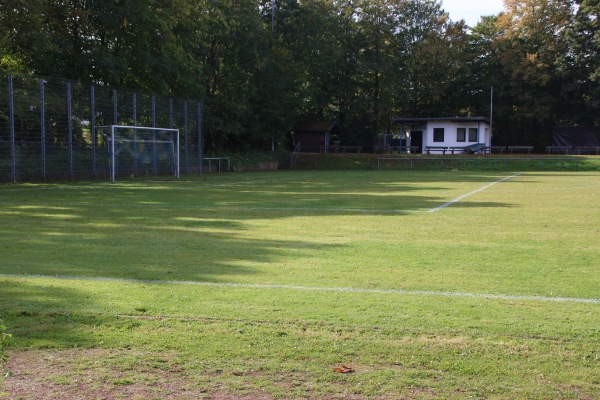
[111,125,116,182]
[176,129,180,179]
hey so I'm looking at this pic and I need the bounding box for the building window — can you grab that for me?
[468,128,478,142]
[433,128,444,142]
[456,128,466,142]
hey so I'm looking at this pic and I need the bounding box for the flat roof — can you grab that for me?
[393,117,490,124]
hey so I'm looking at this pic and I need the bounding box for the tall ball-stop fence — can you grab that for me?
[0,74,203,183]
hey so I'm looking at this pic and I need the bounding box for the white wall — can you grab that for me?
[420,121,491,153]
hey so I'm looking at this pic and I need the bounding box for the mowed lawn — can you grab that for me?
[0,171,599,399]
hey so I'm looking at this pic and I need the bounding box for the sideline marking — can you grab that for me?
[428,174,520,213]
[2,274,598,305]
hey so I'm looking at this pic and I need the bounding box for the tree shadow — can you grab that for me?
[0,171,521,352]
[0,171,517,282]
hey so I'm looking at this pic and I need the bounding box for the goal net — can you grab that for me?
[100,125,180,182]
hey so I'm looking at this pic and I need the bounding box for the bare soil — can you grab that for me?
[1,349,274,400]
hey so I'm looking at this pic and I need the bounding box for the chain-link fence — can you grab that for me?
[0,74,203,183]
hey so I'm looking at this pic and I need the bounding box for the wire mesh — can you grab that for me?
[0,73,203,183]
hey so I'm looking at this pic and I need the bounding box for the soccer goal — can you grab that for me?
[99,125,180,182]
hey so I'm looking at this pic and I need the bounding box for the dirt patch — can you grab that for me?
[1,349,273,400]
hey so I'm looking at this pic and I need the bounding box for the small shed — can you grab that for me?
[292,121,342,152]
[393,117,492,154]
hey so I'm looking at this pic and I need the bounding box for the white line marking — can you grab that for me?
[2,274,598,305]
[428,174,520,213]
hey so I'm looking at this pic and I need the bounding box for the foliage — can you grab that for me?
[561,0,600,124]
[0,0,597,151]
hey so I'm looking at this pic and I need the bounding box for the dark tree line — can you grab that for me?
[1,0,598,151]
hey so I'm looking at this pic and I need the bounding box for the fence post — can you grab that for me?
[151,95,157,174]
[184,100,188,174]
[198,101,203,173]
[8,74,16,183]
[67,81,73,180]
[133,93,137,176]
[40,79,46,181]
[91,84,96,178]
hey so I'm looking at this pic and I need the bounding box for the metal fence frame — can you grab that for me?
[0,73,204,183]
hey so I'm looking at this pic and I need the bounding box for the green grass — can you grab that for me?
[1,170,599,399]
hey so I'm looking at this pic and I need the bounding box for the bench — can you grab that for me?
[448,146,468,154]
[508,146,534,154]
[546,146,573,154]
[425,146,448,155]
[487,146,506,154]
[573,146,600,155]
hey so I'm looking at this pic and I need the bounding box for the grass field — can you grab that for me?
[0,170,599,399]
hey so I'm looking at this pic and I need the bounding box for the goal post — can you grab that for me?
[100,125,180,182]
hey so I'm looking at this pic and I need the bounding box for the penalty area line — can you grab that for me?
[2,273,599,305]
[428,174,520,213]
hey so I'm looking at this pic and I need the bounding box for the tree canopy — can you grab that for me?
[1,0,597,151]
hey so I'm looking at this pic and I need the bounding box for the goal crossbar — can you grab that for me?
[100,125,180,182]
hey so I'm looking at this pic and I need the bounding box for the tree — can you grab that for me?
[0,0,50,74]
[561,0,600,124]
[490,0,574,146]
[390,0,474,118]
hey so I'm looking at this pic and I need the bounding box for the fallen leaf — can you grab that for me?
[333,365,354,373]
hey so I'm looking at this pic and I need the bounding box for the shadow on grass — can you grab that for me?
[0,171,518,282]
[0,279,120,348]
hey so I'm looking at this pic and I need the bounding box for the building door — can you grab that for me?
[411,131,423,153]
